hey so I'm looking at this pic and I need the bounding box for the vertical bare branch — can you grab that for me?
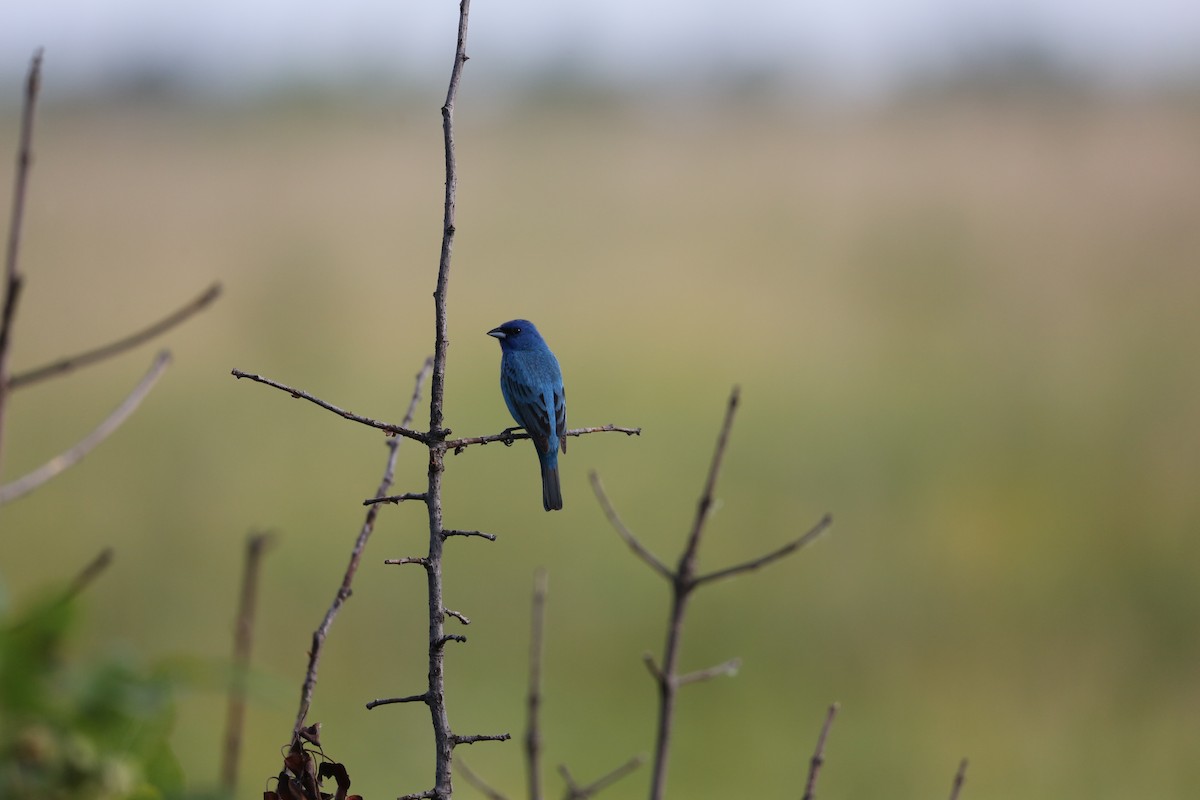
[293,358,432,735]
[526,569,548,800]
[800,703,839,800]
[0,49,43,472]
[593,387,831,800]
[648,386,742,800]
[222,531,274,793]
[948,758,969,800]
[428,0,471,436]
[422,3,473,798]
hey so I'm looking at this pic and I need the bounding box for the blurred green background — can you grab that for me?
[3,34,1200,800]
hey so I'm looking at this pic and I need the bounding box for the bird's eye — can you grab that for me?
[512,326,522,334]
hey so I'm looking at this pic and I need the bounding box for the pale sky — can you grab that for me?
[3,1,1199,97]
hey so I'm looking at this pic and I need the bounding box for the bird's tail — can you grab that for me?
[540,456,563,512]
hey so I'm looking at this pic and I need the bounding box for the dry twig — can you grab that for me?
[9,282,221,390]
[948,758,969,800]
[222,531,275,792]
[801,703,839,800]
[0,351,172,505]
[0,50,42,470]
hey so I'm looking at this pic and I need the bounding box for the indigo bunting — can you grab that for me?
[487,319,566,511]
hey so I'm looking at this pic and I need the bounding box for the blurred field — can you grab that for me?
[2,87,1199,799]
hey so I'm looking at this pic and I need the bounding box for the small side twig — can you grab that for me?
[291,357,432,736]
[0,49,43,472]
[800,703,839,800]
[589,472,671,580]
[221,531,274,793]
[64,547,114,601]
[948,757,969,800]
[0,350,172,506]
[9,282,222,390]
[366,693,430,710]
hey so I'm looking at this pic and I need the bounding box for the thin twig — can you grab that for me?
[676,657,741,687]
[452,733,512,746]
[364,491,428,506]
[948,758,969,800]
[231,368,429,445]
[222,531,274,793]
[526,569,548,800]
[801,703,839,800]
[292,357,432,736]
[589,471,671,580]
[458,760,510,800]
[442,528,498,541]
[448,424,640,454]
[694,513,833,587]
[558,756,645,800]
[0,350,172,505]
[678,386,741,576]
[366,693,430,710]
[64,547,114,601]
[0,50,44,473]
[443,608,471,625]
[9,282,222,390]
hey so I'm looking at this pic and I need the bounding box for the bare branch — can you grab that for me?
[642,653,665,684]
[0,50,43,469]
[558,756,645,800]
[231,368,429,444]
[385,557,431,567]
[366,693,430,710]
[442,528,498,541]
[398,791,436,800]
[9,282,222,390]
[676,657,741,687]
[443,608,471,625]
[0,350,171,505]
[64,547,114,600]
[801,703,839,800]
[948,758,969,800]
[292,357,432,735]
[694,513,833,587]
[452,733,512,747]
[589,471,671,581]
[526,569,548,800]
[458,760,510,800]
[436,634,467,647]
[448,424,640,454]
[364,491,427,506]
[222,531,274,793]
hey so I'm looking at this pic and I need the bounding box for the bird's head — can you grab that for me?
[487,319,544,351]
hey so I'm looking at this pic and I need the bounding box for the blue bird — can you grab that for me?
[488,319,566,511]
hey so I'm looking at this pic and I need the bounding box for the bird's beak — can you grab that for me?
[487,327,505,339]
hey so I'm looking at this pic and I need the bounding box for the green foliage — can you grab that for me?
[0,580,184,800]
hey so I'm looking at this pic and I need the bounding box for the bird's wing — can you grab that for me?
[555,384,566,454]
[502,370,555,455]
